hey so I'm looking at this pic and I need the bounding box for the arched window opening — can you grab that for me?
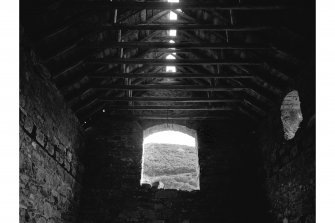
[141,124,200,191]
[281,90,303,140]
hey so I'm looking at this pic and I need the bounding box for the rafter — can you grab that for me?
[98,97,240,103]
[74,2,292,11]
[106,116,235,121]
[39,10,170,60]
[179,10,294,80]
[175,13,284,103]
[101,23,270,31]
[90,58,262,66]
[57,27,167,88]
[93,85,246,91]
[89,72,254,79]
[172,51,273,113]
[156,33,276,106]
[86,42,269,50]
[68,64,162,112]
[52,56,89,79]
[103,105,236,111]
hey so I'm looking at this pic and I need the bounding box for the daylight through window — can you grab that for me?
[141,125,200,191]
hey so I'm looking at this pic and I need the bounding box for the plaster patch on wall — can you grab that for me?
[280,90,303,140]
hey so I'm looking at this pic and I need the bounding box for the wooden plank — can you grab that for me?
[101,115,236,121]
[104,105,235,111]
[98,97,240,103]
[90,59,262,66]
[75,2,290,11]
[86,42,269,50]
[93,85,246,91]
[101,24,270,31]
[90,72,254,79]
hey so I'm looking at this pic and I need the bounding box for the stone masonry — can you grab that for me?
[19,47,85,223]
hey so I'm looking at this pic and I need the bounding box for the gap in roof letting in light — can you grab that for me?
[169,29,177,37]
[165,54,176,72]
[169,11,178,20]
[167,0,182,12]
[166,54,176,60]
[166,66,176,72]
[169,40,176,50]
[167,0,178,73]
[168,12,177,36]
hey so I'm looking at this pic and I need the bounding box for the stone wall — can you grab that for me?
[19,47,85,223]
[78,117,269,223]
[257,98,315,222]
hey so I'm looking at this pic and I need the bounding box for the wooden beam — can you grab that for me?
[40,11,169,58]
[163,28,277,109]
[85,42,269,50]
[176,12,290,95]
[238,107,260,121]
[90,59,262,66]
[105,105,235,111]
[94,85,246,91]
[242,99,267,116]
[43,41,79,63]
[101,24,270,31]
[53,57,87,79]
[75,2,291,11]
[90,72,254,79]
[100,115,236,121]
[138,49,203,54]
[98,97,240,103]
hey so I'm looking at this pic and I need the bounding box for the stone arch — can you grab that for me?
[280,90,303,140]
[143,123,197,143]
[141,124,200,191]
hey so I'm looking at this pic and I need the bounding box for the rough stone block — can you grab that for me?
[64,161,71,172]
[20,127,31,149]
[36,128,46,147]
[55,151,64,165]
[36,168,46,183]
[71,164,77,177]
[19,109,27,126]
[66,151,72,162]
[45,142,54,156]
[59,143,66,152]
[47,219,55,223]
[32,141,38,150]
[24,117,35,134]
[43,202,53,219]
[53,136,60,147]
[36,217,47,223]
[20,173,29,184]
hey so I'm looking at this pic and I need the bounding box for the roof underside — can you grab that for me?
[21,0,315,125]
